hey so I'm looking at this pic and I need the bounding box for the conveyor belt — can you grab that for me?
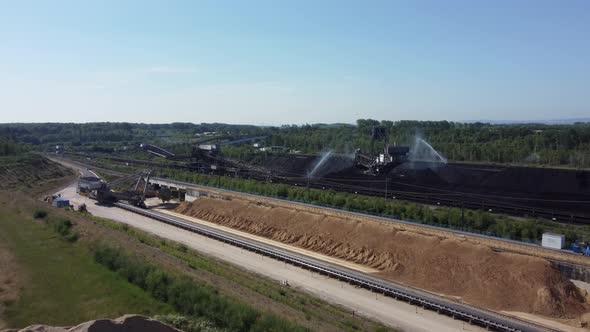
[115,202,555,332]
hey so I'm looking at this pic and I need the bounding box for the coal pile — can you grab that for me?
[260,154,590,222]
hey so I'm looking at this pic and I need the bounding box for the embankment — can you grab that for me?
[175,196,590,319]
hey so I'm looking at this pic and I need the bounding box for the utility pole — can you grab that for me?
[384,177,388,199]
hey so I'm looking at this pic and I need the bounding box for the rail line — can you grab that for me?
[114,202,554,332]
[52,155,590,265]
[66,152,590,224]
[148,176,590,265]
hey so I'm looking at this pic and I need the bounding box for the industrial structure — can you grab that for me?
[87,170,154,207]
[63,125,590,225]
[77,175,102,193]
[354,126,411,175]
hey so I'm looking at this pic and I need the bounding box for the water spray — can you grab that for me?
[309,150,333,178]
[409,137,447,164]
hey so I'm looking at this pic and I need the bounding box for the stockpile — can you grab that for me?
[175,196,589,319]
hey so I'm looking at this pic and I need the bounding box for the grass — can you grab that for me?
[0,209,174,328]
[90,215,397,332]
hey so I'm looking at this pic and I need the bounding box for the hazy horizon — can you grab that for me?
[2,0,589,125]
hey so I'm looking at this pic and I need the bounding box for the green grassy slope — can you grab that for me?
[0,209,173,328]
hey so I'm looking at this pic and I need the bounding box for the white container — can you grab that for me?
[185,189,200,202]
[541,233,565,249]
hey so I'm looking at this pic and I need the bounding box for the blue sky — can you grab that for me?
[1,0,589,125]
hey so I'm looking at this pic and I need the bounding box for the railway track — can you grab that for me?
[115,202,555,332]
[53,155,590,265]
[65,152,590,224]
[149,176,590,267]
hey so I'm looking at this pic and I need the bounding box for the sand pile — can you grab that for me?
[175,197,589,318]
[1,315,180,332]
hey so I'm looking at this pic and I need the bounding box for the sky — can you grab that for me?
[1,0,589,125]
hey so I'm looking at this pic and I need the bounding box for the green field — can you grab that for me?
[0,209,174,328]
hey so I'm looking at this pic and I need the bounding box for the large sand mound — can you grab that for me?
[175,197,589,318]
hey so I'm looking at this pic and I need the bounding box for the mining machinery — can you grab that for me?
[354,126,410,175]
[93,170,153,207]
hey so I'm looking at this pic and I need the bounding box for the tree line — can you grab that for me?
[0,122,264,147]
[3,120,590,167]
[0,139,28,156]
[267,120,590,168]
[160,168,589,245]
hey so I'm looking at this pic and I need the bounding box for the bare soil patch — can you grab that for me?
[176,196,590,320]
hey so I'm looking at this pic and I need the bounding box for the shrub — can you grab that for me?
[42,216,79,242]
[64,232,79,242]
[155,314,222,332]
[33,209,48,219]
[158,168,590,245]
[93,244,308,332]
[177,243,188,253]
[78,203,88,213]
[53,218,73,237]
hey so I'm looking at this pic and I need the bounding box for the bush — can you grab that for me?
[158,168,590,244]
[33,209,48,219]
[45,216,78,242]
[53,218,73,237]
[155,314,222,332]
[94,244,307,332]
[177,243,188,253]
[64,232,79,242]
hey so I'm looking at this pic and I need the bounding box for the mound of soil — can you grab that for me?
[2,315,180,332]
[0,155,73,191]
[175,197,589,318]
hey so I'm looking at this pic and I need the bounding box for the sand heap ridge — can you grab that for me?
[175,196,589,319]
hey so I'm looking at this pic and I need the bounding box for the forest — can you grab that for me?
[267,120,590,167]
[1,120,590,167]
[0,138,29,156]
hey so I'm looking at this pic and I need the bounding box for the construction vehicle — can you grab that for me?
[92,170,153,207]
[571,243,590,256]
